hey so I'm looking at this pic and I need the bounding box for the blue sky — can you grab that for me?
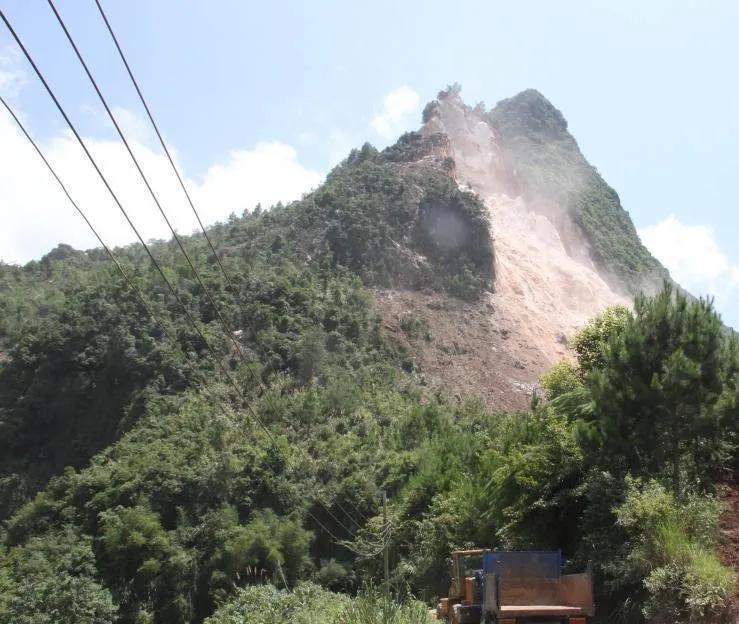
[1,0,737,327]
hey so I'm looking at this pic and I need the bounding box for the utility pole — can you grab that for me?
[276,560,289,592]
[382,490,390,599]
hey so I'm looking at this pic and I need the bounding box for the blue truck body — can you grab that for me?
[483,550,562,579]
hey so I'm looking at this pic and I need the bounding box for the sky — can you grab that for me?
[0,0,737,327]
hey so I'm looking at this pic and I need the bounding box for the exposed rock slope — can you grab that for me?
[376,87,668,408]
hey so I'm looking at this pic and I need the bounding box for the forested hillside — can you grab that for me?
[0,95,737,624]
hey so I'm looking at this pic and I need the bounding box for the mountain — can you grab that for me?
[1,87,734,624]
[370,85,669,407]
[0,85,670,497]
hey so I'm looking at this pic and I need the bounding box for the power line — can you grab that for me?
[0,6,279,447]
[341,494,370,523]
[92,0,253,332]
[316,497,358,536]
[0,7,359,542]
[339,519,393,559]
[89,0,373,530]
[0,11,212,384]
[334,498,365,531]
[49,1,364,533]
[0,92,343,548]
[46,0,255,376]
[0,98,172,353]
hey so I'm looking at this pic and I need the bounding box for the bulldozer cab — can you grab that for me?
[448,549,484,600]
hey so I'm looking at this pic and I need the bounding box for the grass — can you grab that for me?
[205,583,434,624]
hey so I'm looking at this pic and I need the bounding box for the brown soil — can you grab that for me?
[375,288,543,411]
[718,478,739,620]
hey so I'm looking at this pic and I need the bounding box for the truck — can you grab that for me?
[435,549,594,624]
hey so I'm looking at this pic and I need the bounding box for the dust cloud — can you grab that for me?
[423,92,629,367]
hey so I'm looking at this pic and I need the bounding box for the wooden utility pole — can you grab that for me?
[382,490,390,599]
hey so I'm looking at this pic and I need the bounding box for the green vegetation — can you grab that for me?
[399,313,431,342]
[204,583,432,624]
[380,288,737,619]
[587,286,736,491]
[569,304,631,376]
[0,527,115,624]
[539,360,580,400]
[610,478,735,623]
[312,140,493,296]
[0,129,495,510]
[0,141,493,623]
[488,90,668,290]
[0,127,736,623]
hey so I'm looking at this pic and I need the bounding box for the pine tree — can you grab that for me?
[589,284,734,492]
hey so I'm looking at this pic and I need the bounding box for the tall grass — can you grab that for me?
[204,582,434,624]
[335,585,433,624]
[615,479,736,623]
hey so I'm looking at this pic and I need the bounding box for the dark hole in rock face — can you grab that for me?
[419,199,470,253]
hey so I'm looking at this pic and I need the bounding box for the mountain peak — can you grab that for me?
[422,86,570,144]
[419,85,667,293]
[489,88,570,142]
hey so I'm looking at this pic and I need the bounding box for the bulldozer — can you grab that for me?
[435,549,594,624]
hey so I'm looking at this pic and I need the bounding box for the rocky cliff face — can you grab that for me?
[375,87,668,408]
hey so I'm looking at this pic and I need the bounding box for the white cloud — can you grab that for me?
[371,86,420,139]
[639,215,739,320]
[0,46,26,98]
[0,105,322,264]
[194,142,322,220]
[110,105,156,147]
[639,215,732,284]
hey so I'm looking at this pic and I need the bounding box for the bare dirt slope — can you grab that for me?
[376,91,634,409]
[377,288,539,410]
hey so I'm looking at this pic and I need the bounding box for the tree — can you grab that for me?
[570,304,630,377]
[0,527,116,624]
[540,360,581,400]
[98,505,172,592]
[588,285,734,492]
[296,328,326,385]
[207,509,312,602]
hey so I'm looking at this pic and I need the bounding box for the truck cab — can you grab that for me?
[435,549,594,624]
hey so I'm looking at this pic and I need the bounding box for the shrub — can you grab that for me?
[204,583,345,624]
[569,305,630,376]
[399,314,431,342]
[610,478,735,623]
[335,584,433,624]
[540,360,581,400]
[204,582,432,624]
